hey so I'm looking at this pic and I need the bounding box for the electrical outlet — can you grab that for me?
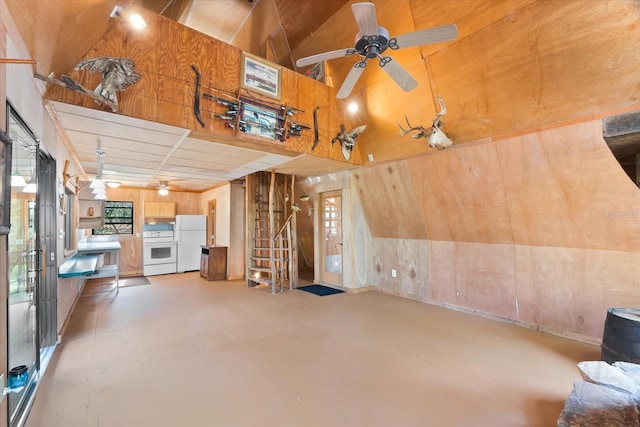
[391,269,397,278]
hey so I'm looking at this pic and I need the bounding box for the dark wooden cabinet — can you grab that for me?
[200,246,228,281]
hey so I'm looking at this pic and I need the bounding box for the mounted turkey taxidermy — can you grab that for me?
[296,2,458,99]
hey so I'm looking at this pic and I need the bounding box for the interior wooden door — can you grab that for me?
[320,190,342,287]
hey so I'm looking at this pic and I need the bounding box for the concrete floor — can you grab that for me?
[25,272,599,426]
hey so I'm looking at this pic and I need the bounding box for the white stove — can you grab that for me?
[143,229,177,276]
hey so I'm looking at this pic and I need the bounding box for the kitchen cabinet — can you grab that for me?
[78,181,104,229]
[200,246,227,281]
[144,201,176,219]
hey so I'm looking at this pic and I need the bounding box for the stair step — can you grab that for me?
[249,267,283,273]
[249,266,288,272]
[251,256,271,261]
[249,267,274,273]
[250,278,276,286]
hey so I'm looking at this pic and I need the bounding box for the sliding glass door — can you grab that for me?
[6,103,58,425]
[7,104,39,423]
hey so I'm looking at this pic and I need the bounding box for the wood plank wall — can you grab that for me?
[294,178,315,268]
[351,119,640,339]
[42,5,362,167]
[232,0,281,58]
[428,0,640,142]
[294,0,640,166]
[103,186,202,276]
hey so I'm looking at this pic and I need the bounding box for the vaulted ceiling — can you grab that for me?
[6,1,637,191]
[3,0,364,191]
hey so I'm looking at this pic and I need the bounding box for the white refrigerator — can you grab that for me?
[175,215,207,273]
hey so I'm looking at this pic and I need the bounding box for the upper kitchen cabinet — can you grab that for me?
[144,201,176,219]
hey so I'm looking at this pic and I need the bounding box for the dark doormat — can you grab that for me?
[296,284,344,296]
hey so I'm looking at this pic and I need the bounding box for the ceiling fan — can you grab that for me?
[157,180,170,196]
[296,2,458,99]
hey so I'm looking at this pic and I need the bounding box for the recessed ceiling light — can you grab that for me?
[347,102,358,114]
[106,181,121,188]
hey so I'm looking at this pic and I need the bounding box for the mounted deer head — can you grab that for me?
[397,95,453,150]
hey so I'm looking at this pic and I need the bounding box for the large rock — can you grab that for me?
[614,361,640,383]
[557,379,639,427]
[578,361,640,396]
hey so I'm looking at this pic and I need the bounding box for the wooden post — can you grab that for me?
[290,174,298,289]
[245,173,256,286]
[269,169,276,293]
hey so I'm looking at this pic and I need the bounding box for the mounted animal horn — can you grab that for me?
[427,96,453,150]
[397,95,453,150]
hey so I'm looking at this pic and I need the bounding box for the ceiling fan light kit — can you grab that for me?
[296,2,458,99]
[158,181,170,196]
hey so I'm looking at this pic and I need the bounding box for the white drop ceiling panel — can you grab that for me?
[49,98,355,192]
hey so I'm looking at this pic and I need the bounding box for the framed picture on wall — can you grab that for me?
[0,130,12,235]
[239,98,284,141]
[240,52,282,100]
[307,61,325,83]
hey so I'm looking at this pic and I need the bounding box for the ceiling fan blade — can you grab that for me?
[393,24,458,49]
[351,2,378,37]
[379,57,417,92]
[337,62,367,99]
[296,48,354,68]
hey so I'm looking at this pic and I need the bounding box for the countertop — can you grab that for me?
[78,241,121,252]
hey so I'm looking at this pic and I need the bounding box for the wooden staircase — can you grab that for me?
[247,170,298,293]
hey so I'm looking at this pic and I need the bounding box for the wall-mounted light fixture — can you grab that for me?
[110,5,147,30]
